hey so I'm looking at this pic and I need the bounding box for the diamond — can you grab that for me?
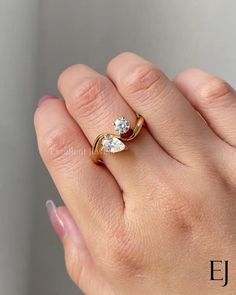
[113,117,130,135]
[102,135,127,153]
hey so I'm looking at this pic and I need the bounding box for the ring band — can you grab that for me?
[91,114,144,164]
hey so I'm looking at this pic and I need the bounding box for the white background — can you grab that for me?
[0,0,236,294]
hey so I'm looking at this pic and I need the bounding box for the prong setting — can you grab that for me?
[113,117,131,135]
[102,135,127,153]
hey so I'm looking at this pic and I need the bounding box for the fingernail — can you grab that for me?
[46,200,66,242]
[38,95,58,107]
[57,207,84,246]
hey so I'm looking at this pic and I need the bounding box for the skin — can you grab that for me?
[34,52,236,295]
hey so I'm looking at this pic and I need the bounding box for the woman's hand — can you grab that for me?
[34,52,236,295]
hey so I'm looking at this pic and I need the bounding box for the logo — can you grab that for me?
[210,260,228,287]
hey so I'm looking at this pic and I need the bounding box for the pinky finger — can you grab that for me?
[46,201,115,295]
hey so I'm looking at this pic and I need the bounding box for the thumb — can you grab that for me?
[46,200,115,295]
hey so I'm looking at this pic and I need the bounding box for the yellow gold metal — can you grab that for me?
[91,114,144,164]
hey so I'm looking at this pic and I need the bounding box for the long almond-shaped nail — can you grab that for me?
[46,200,66,242]
[38,95,58,107]
[57,207,84,246]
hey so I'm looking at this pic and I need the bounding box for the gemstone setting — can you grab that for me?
[113,117,130,135]
[102,135,127,153]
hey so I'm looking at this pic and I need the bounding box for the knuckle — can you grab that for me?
[198,77,234,105]
[113,51,135,61]
[69,76,110,119]
[40,125,77,165]
[162,192,204,233]
[121,64,164,97]
[57,64,79,88]
[108,51,139,69]
[104,226,146,278]
[58,64,90,89]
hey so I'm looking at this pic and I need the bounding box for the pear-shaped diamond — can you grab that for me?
[102,135,127,153]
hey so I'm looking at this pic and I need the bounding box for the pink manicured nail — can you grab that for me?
[38,95,58,107]
[46,200,66,242]
[57,207,84,246]
[46,200,84,246]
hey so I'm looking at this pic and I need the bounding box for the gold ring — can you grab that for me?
[91,114,144,164]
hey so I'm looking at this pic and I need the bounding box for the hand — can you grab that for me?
[34,52,236,295]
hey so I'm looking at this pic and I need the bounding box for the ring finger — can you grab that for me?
[58,64,173,194]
